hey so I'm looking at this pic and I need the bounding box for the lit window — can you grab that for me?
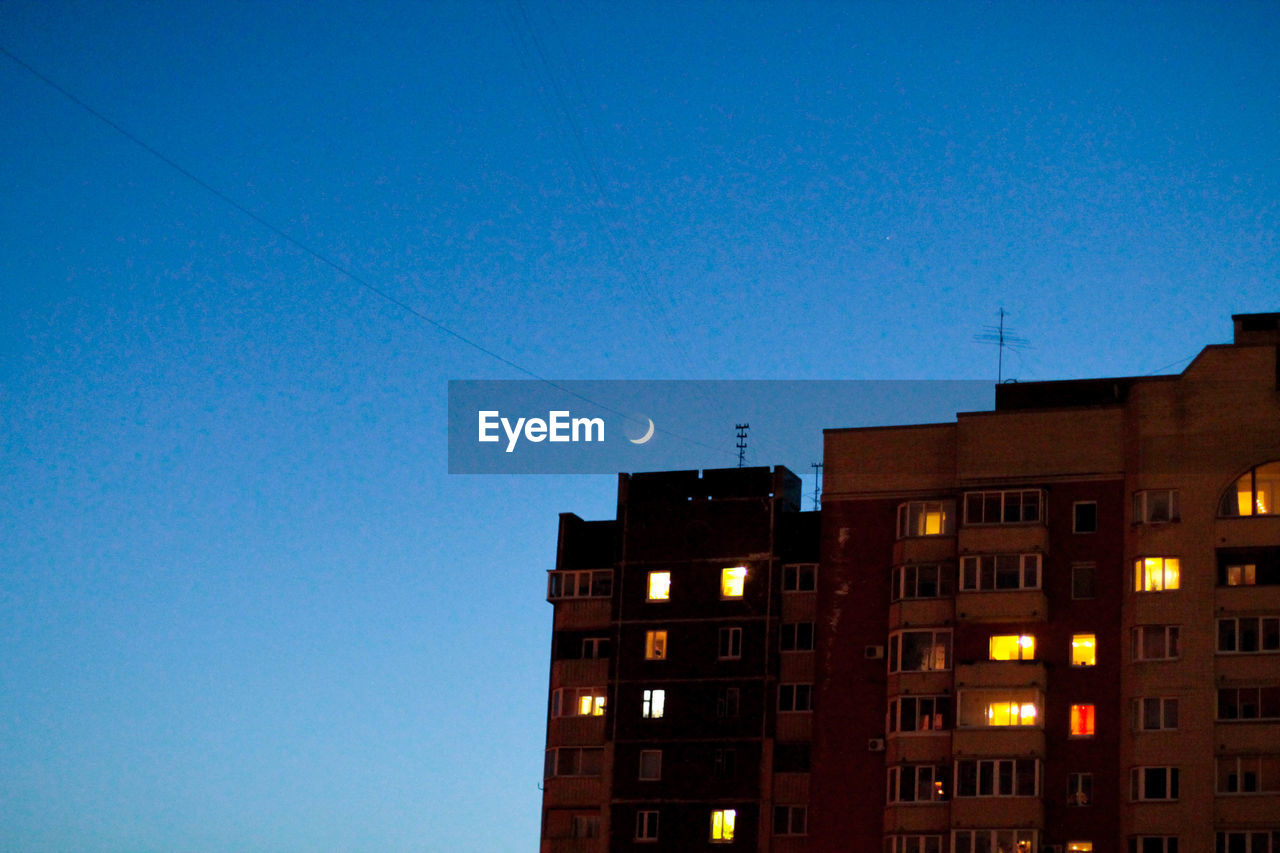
[782,563,816,592]
[887,764,949,802]
[1217,616,1280,653]
[551,687,606,717]
[1134,697,1178,730]
[642,689,665,719]
[773,805,807,836]
[1068,772,1093,806]
[896,500,955,538]
[1073,501,1098,533]
[958,689,1041,728]
[989,634,1036,661]
[721,566,747,598]
[963,489,1043,524]
[1132,625,1180,661]
[1130,766,1179,801]
[718,627,742,660]
[888,629,952,672]
[1224,563,1257,586]
[645,630,667,660]
[638,749,662,781]
[960,554,1041,591]
[955,759,1039,797]
[635,810,659,842]
[710,809,736,842]
[1070,704,1096,737]
[1072,634,1097,667]
[647,571,670,601]
[1133,489,1180,523]
[1216,755,1280,794]
[1067,844,1093,852]
[1219,461,1280,517]
[951,829,1037,852]
[1135,557,1180,592]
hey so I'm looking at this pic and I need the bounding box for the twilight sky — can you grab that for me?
[1,2,1277,851]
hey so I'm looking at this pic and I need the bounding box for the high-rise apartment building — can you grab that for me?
[540,313,1280,853]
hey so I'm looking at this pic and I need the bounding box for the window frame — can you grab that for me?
[962,489,1044,525]
[1071,633,1097,667]
[1129,838,1179,853]
[709,808,736,843]
[1217,686,1280,721]
[634,810,659,842]
[1133,489,1180,524]
[718,626,743,660]
[641,688,665,719]
[773,805,807,837]
[1068,771,1094,806]
[581,636,609,659]
[1070,703,1097,738]
[720,566,747,599]
[1217,615,1280,654]
[780,622,815,652]
[960,553,1042,592]
[954,758,1040,798]
[778,683,813,713]
[951,829,1038,853]
[716,686,740,719]
[782,563,817,592]
[957,689,1043,729]
[1218,461,1280,517]
[638,749,662,781]
[1073,501,1098,533]
[891,562,954,601]
[646,571,671,602]
[1130,766,1180,801]
[548,569,613,600]
[887,695,952,735]
[896,500,956,539]
[551,686,607,718]
[1216,755,1280,794]
[1134,557,1181,593]
[1132,625,1180,661]
[888,629,953,673]
[988,634,1036,661]
[1134,697,1179,731]
[544,746,604,778]
[644,630,667,660]
[886,835,944,853]
[887,763,950,803]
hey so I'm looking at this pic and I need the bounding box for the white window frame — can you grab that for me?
[551,687,606,718]
[641,688,665,719]
[1068,771,1093,806]
[1133,489,1180,524]
[1132,625,1180,661]
[1134,697,1179,731]
[1134,557,1181,593]
[887,695,951,734]
[778,683,813,713]
[548,569,613,599]
[782,563,817,592]
[718,626,743,660]
[773,804,807,836]
[954,758,1040,797]
[886,836,943,853]
[888,629,953,673]
[960,553,1042,591]
[887,763,949,803]
[951,829,1037,853]
[962,489,1044,525]
[988,634,1036,661]
[638,749,662,781]
[1129,838,1179,853]
[780,622,815,652]
[896,500,955,539]
[1217,615,1280,654]
[1216,755,1280,794]
[635,810,659,842]
[1217,831,1280,852]
[1130,766,1180,801]
[545,746,604,777]
[957,689,1043,729]
[709,808,736,843]
[1217,686,1280,721]
[891,562,953,600]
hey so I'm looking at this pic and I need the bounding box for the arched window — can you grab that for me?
[1219,461,1280,517]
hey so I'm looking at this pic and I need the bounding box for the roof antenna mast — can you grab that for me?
[974,307,1031,383]
[810,462,823,510]
[735,423,750,468]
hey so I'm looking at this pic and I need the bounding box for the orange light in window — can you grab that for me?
[721,566,747,598]
[1071,634,1096,667]
[1070,703,1095,736]
[989,634,1036,660]
[645,630,667,660]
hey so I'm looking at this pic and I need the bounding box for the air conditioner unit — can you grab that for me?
[864,644,885,659]
[867,737,886,752]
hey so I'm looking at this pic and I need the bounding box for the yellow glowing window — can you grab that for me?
[1070,704,1096,737]
[1071,634,1097,667]
[986,701,1038,726]
[710,809,736,842]
[1067,844,1093,852]
[577,693,606,716]
[989,634,1036,661]
[1135,557,1180,592]
[721,566,747,598]
[645,630,667,660]
[1226,564,1257,586]
[647,571,671,601]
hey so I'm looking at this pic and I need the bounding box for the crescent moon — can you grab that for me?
[630,418,655,445]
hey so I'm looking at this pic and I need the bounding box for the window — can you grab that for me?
[779,683,813,712]
[781,622,815,652]
[888,629,952,672]
[1218,616,1280,653]
[716,687,740,718]
[958,689,1041,728]
[638,750,662,781]
[571,815,600,839]
[886,836,943,853]
[713,747,737,778]
[1068,772,1094,806]
[551,687,606,718]
[1131,766,1179,801]
[887,764,949,802]
[1133,625,1180,661]
[951,830,1037,853]
[897,500,955,538]
[710,809,735,842]
[1219,461,1280,517]
[1071,704,1096,737]
[1217,755,1280,794]
[1072,634,1097,667]
[989,634,1035,661]
[955,759,1038,797]
[1068,845,1094,853]
[1129,839,1179,853]
[963,489,1043,525]
[1217,831,1280,853]
[887,695,952,734]
[1225,563,1258,586]
[544,747,603,777]
[721,566,747,598]
[960,554,1041,591]
[773,805,807,836]
[891,563,954,600]
[644,630,667,660]
[635,810,659,842]
[642,689,665,719]
[647,571,670,601]
[580,637,610,659]
[718,627,742,660]
[1134,489,1180,523]
[548,569,613,599]
[1135,697,1179,730]
[1218,686,1280,721]
[783,563,816,592]
[1135,557,1180,592]
[1072,561,1097,599]
[1074,501,1098,533]
[773,743,810,773]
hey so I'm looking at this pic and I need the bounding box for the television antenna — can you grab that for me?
[974,307,1031,383]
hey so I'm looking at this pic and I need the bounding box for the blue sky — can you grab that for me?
[1,2,1277,851]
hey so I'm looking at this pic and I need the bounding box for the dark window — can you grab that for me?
[1074,501,1098,533]
[1072,562,1097,599]
[774,743,810,772]
[781,622,815,652]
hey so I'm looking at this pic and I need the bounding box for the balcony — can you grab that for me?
[551,659,609,687]
[955,590,1047,623]
[884,803,950,834]
[553,598,611,630]
[890,599,955,630]
[957,524,1048,555]
[950,796,1042,828]
[955,662,1046,690]
[952,727,1045,758]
